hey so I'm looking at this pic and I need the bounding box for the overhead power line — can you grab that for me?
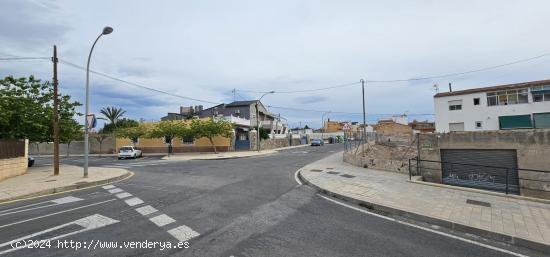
[0,57,50,61]
[237,51,550,94]
[59,59,221,105]
[267,105,434,116]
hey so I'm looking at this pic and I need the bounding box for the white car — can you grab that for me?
[118,146,143,159]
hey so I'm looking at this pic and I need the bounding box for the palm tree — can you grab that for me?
[100,106,126,153]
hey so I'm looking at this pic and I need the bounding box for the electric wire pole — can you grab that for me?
[52,45,60,175]
[361,79,366,156]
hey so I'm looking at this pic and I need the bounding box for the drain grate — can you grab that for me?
[466,199,491,207]
[340,174,355,178]
[310,169,323,172]
[327,171,340,175]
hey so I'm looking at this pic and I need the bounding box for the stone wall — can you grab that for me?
[343,152,410,174]
[0,139,28,181]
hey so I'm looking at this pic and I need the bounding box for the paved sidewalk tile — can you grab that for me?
[301,152,550,246]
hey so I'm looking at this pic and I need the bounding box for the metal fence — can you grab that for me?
[0,140,26,159]
[409,158,550,195]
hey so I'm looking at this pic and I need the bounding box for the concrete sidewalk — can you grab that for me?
[162,144,309,161]
[299,152,550,251]
[0,165,131,203]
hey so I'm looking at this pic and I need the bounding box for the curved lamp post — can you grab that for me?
[321,111,331,142]
[84,26,113,178]
[256,91,275,152]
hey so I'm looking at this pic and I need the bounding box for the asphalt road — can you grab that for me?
[0,145,544,257]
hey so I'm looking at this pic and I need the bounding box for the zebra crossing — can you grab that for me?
[32,156,170,169]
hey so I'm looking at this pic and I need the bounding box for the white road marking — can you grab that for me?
[0,214,118,255]
[294,169,303,185]
[50,196,82,204]
[167,225,200,242]
[102,185,116,189]
[0,196,83,216]
[108,188,123,194]
[149,214,176,227]
[318,195,528,257]
[0,199,116,229]
[115,192,132,199]
[124,197,144,206]
[135,205,158,216]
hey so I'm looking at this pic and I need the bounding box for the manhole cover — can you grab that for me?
[341,174,355,178]
[327,171,340,175]
[466,199,491,207]
[310,169,323,172]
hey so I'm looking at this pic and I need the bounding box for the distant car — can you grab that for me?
[28,156,35,167]
[311,139,324,146]
[118,146,142,159]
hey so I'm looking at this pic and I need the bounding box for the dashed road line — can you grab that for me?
[102,186,200,242]
[124,197,144,206]
[168,225,200,242]
[115,192,132,199]
[0,196,83,216]
[102,185,116,190]
[108,188,124,194]
[135,205,158,216]
[150,214,176,227]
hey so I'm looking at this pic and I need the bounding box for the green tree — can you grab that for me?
[100,106,126,153]
[191,118,233,154]
[59,119,83,156]
[258,127,270,140]
[93,130,111,156]
[119,124,149,146]
[101,118,139,134]
[0,76,81,143]
[147,120,188,155]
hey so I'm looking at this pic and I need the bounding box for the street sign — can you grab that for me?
[86,114,96,129]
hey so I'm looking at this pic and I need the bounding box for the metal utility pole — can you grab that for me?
[256,91,275,151]
[84,26,113,178]
[52,45,60,175]
[361,79,366,156]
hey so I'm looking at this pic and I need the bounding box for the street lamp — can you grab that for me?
[84,26,113,178]
[256,91,275,152]
[321,111,331,142]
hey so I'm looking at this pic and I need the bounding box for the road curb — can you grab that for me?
[297,170,550,254]
[0,171,133,205]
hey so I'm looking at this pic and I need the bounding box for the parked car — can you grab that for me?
[28,156,35,167]
[311,139,324,146]
[118,146,142,159]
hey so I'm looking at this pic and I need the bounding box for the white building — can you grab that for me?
[434,79,550,132]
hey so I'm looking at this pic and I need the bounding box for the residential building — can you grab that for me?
[434,79,550,132]
[324,119,343,132]
[161,105,202,121]
[373,121,412,136]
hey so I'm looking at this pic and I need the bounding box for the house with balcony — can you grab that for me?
[434,79,550,132]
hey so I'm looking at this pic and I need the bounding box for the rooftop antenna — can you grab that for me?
[433,83,439,93]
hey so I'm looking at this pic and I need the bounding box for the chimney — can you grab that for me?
[448,82,452,92]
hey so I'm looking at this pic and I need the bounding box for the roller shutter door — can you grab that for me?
[441,149,519,194]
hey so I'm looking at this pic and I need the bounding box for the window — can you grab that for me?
[473,98,480,105]
[487,89,528,106]
[448,100,462,111]
[182,137,195,145]
[449,122,465,132]
[499,115,533,130]
[475,121,482,129]
[531,85,550,102]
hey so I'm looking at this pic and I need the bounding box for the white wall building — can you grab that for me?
[434,79,550,132]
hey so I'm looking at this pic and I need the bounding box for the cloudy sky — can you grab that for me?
[2,0,550,128]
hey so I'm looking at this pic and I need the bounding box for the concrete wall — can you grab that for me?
[418,130,550,199]
[343,152,410,174]
[0,139,28,181]
[29,136,116,155]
